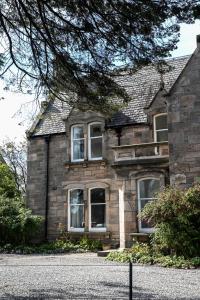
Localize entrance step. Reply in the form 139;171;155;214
97;249;117;257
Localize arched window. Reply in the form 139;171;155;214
138;178;160;232
71;125;85;162
68;189;84;231
154;113;168;142
88;123;103;160
89;188;106;231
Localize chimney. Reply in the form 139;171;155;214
41;101;48;110
196;35;200;49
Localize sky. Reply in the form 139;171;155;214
0;21;200;143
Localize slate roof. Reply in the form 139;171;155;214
29;55;190;137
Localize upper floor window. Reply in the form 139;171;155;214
71;125;85;162
89;188;106;231
154;114;168;142
68;189;84;231
88;123;103;160
138;178;160;232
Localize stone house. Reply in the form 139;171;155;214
26;37;200;247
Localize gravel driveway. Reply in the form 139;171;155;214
0;253;199;299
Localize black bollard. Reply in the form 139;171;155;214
129;260;132;300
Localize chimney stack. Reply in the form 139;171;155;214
196;35;200;49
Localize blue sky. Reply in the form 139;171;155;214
0;20;199;143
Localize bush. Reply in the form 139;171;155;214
0;237;102;254
0;163;19;198
107;243;200;269
0;195;43;244
79;236;102;251
140;185;200;258
107;243;152;264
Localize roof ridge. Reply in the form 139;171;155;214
165;54;191;62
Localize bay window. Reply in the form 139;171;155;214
71;125;85;162
68;189;84;231
89;188;106;231
138;178;160;232
154;114;168;142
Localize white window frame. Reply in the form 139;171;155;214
137;178;160;233
71;124;85;162
68;189;85;232
89;187;106;232
154;113;168;142
88;122;103;161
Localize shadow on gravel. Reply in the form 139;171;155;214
1;284;193;300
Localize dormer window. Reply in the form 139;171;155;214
154;114;168;142
71;125;85;162
88;123;103;160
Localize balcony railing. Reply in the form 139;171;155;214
112;141;169;162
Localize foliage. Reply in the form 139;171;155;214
107;243;152;264
0;140;27;195
0;237;102;254
79;236;102;251
107;243;200;269
0;1;198;111
0;195;43;244
140;185;200;258
0;163;19;198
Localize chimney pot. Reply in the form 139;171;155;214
197;35;200;48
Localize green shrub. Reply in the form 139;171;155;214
79;236;102;251
0;163;19;198
140;185;200;258
0;195;43;244
107;243;200;269
0;238;102;255
107;243;152;264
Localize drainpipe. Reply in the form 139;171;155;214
44;135;50;240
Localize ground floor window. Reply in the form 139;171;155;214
68;186;107;232
89;188;106;231
138;178;160;232
68;189;84;231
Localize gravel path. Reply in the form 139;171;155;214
0;253;199;299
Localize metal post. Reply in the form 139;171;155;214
129;260;132;300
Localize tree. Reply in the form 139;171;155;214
0;162;19;198
0;140;27;194
0;1;199;112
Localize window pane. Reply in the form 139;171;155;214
157;130;168;142
73;140;84;160
91;188;105;204
156;115;167;130
73;126;84;139
91;138;102;158
90;124;102;137
91;204;105;228
70;205;84;228
139;179;160;198
70;189;83;205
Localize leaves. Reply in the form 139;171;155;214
140;185;200;257
0;195;43;244
0;0;199;111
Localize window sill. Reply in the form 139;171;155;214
66;230;111;239
89;228;107;232
65;159;107;168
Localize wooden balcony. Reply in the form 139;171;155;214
112;141;169;165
